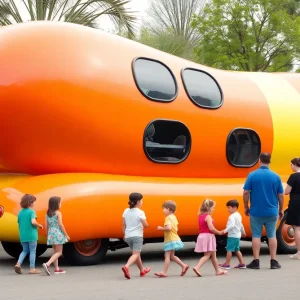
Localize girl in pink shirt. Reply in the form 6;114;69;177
193;199;227;277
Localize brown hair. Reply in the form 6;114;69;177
260;152;271;164
291;157;300;167
128;192;143;209
198;199;215;215
20;194;36;208
47;196;61;217
162;200;176;213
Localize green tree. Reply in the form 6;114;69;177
136;0;208;61
0;0;136;36
285;0;300;15
192;0;300;72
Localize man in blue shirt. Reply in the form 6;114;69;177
243;152;284;270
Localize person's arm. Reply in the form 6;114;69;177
157;216;172;231
140;211;148;228
206;215;221;235
285;185;292;195
277;177;284;219
31;210;43;229
31;218;43;229
45;215;48;234
285;175;294;195
57;212;70;240
243;190;250;216
243;174;252;216
278;193;284;219
223;216;235;233
122;217;126;234
157;224;171;231
241;224;246;236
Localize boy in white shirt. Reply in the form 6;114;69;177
219;199;246;270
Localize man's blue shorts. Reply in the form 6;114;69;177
226;237;240;252
250;215;278;238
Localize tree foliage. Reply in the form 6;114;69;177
138;28;196;60
136;0;208;61
144;0;208;45
192;0;300;72
0;0;136;36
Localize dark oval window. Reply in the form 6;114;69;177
226;129;261;167
133;58;177;102
182;68;223;108
144;120;191;164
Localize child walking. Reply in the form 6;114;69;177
42;196;70;275
15;194;43;275
193;199;227;277
121;192;150;279
154;200;189;278
219;199;246;269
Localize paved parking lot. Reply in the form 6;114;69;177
1;241;299;300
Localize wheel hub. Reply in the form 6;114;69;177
282;223;295;246
74;239;102;257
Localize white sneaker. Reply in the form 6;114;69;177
289;253;300;260
42;263;51;275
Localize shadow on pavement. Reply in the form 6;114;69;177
0;241;271;268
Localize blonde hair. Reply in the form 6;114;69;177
198;198;215;215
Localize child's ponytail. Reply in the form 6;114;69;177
198;198;216;215
128;192;143;209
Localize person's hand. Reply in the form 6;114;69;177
220;230;225;235
244;207;250;216
39;224;43;229
157;226;164;231
242;234;246;238
66;235;70;241
279;210;284;220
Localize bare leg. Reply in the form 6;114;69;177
170;251;188;272
162;251;171;274
46;244;62;267
53;245;59;270
211;251;224;275
225;251;232;265
235;251;245;264
252;238;261;260
125;251;140;269
268;238;277;260
294;226;300;252
194;252;211;271
135;255;144;272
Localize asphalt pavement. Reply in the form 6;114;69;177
1;241;299;300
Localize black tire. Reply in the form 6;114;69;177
63;238;109;266
1;241;48;258
276;212;297;254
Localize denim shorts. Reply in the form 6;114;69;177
125;237;143;252
226;237;240;252
250;215;278;238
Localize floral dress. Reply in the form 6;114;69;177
47;214;67;245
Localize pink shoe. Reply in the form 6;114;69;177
54;269;66;274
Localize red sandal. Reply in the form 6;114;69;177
121;266;130;279
140;267;151;277
181;265;189;276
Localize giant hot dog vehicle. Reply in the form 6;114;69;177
0;22;298;265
